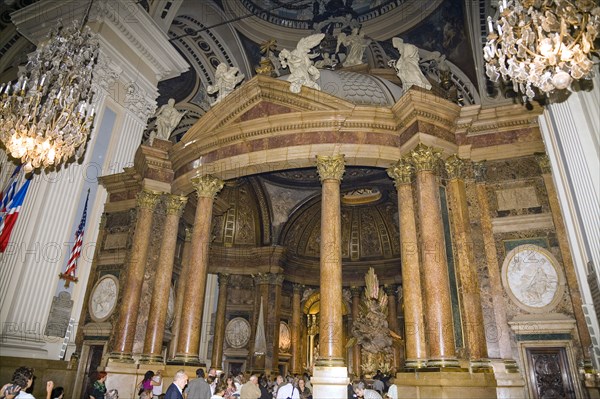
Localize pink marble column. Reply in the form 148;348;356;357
168;227;192;360
316;154;346;366
291;284;303;374
141;194;188;363
350;287;362;377
444;156;489;368
110;190;160;361
387;158;428;368
385;285;403;370
411;144;457;367
174;175;223;364
211;273;230;370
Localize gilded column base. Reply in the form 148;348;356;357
404;359;428;369
470;359;494;373
169;354;202;366
107;352;135;363
139;354;164;364
315;357;346;367
427;358;460;368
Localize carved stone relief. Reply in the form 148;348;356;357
225;317;251;348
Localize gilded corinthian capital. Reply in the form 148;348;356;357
165;194;188;216
410;143;441;173
444;155;466;180
387;157;413;187
137;190;161;209
191;175;224;199
316;154;345;181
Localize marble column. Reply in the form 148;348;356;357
444;156;489;368
350;287;362;377
141;194;188;363
168;227;192;360
312;154;347;399
291;284;303;374
110;190;160;361
211;273;230;370
316;154;346;365
174;175;223;364
387;157;428;368
410;144;457;367
536;154;593;358
474;163;515;366
270;274;284;372
385;285;403;370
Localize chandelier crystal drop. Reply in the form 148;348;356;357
0;20;99;173
483;0;600;100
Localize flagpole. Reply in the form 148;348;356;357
59;188;90;287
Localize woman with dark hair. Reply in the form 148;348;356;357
50;386;64;399
138;371;155;397
88;371;107;399
0;367;54;399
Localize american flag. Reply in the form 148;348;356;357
62;189;90;281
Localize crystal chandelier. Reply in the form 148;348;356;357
483;0;600;100
0;9;99;173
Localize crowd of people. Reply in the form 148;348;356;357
0;366;397;399
160;368;314;399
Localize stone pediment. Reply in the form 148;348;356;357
180;74;356;143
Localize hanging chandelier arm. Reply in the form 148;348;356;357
80;0;95;31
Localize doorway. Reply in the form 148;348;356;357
525;346;576;399
80;344;105;398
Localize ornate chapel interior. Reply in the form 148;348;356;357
0;1;598;398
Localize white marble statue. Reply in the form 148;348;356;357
279;33;325;93
390;37;432;90
207;63;245;106
150;98;187;143
336;27;370;67
315;52;335;69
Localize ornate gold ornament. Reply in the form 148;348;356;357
164;194;188;215
136;190;161;209
387;157;414;186
410;143;441;172
191;174;224;199
316;154;346;181
444;154;466;180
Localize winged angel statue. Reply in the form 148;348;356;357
279;33;325;93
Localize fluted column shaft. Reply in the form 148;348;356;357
445;156;488;363
175;175;223;363
316;154;345;365
387;158;428;368
142;195;188;362
411;144;456;365
168;227;193;359
537;154;592;357
350;287;362;376
291;284;303;374
112;190;160;360
211;274;230;369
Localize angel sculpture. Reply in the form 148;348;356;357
390;37;431;90
279;33;325;93
207;63;245;106
336;27;370;67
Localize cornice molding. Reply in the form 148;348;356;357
11;0;188;82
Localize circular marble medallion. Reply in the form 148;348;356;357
501;245;565;313
89;275;119;322
225;317;251;348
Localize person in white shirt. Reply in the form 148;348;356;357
386;377;398;399
152;370;163;399
275;377;299;399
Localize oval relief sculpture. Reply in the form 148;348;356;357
225;317;251;348
279;321;291;352
501;245;565;313
89;275;119;322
